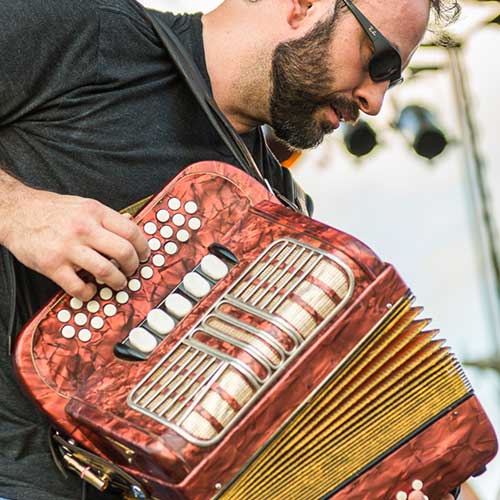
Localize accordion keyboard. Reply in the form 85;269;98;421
53;196;204;346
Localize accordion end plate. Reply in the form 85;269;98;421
328;394;497;500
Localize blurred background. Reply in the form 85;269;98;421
142;1;500;497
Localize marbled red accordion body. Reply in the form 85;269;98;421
14;162;497;500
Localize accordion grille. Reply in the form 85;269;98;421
216;295;472;500
128;239;354;445
230;240;350;338
129;344;253;440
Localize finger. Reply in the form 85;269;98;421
91;227;140;277
408;492;427;500
73;246;127;291
52;266;97;302
101;209;150;262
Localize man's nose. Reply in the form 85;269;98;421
353;78;390;116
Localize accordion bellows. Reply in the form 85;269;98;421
14;162;497;500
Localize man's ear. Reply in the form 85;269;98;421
286;0;315;29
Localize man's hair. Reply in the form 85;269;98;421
429;0;461;27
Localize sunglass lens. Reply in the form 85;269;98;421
369;49;402;84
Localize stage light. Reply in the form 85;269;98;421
342;120;377;157
396;105;448;160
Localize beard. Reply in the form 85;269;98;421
270;10;359;150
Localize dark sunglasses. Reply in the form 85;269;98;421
342;0;403;88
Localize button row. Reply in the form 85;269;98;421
61;325;92;343
59;314;108;343
152;199;198;225
147;221;200;248
118;252;232;358
160;197;198;214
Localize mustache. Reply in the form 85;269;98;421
327;94;360;123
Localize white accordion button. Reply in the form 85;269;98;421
129;327;157;353
140;266;154;280
396;492;407;500
160;225;173;239
183;272;211;298
148;238;161;251
116;291;129;304
99;287;113;301
144;222;157;235
172;213;185;227
412;480;423;491
70;297;83;310
176;229;190;242
86;300;100;314
156;209;169;223
57;309;71;323
188;217;201;230
103;304;117;317
152;254;165;267
90;316;104;330
74;313;87;326
164;293;192;318
128;279;141;292
184;201;198;214
168;198;181;210
147;309;175;336
61;325;76;339
164;242;178;255
78;329;92;343
201;254;229;280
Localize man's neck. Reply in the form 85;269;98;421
201;2;274;134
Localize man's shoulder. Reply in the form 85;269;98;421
0;0;98;26
92;0;193;28
91;0;148;21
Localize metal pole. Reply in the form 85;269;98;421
448;43;500;355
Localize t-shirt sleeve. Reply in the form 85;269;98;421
0;0;100;126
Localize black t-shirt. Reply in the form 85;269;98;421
0;0;286;498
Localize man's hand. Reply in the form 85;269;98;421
409;492;455;500
1;181;150;301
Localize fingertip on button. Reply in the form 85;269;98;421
116;280;128;291
81;283;97;302
140;251;151;263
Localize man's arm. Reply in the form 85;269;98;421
0;168;150;301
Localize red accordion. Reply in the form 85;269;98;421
14;161;497;500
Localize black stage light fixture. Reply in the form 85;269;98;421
396;105;448;159
342;120;377;157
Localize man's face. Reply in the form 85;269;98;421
269;10;359;150
269;0;429;150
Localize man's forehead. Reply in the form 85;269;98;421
357;0;431;54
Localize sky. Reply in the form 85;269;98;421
141;1;500;498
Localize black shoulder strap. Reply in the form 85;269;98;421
146;12;265;183
145;10;312;216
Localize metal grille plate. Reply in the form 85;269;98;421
128;238;355;446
